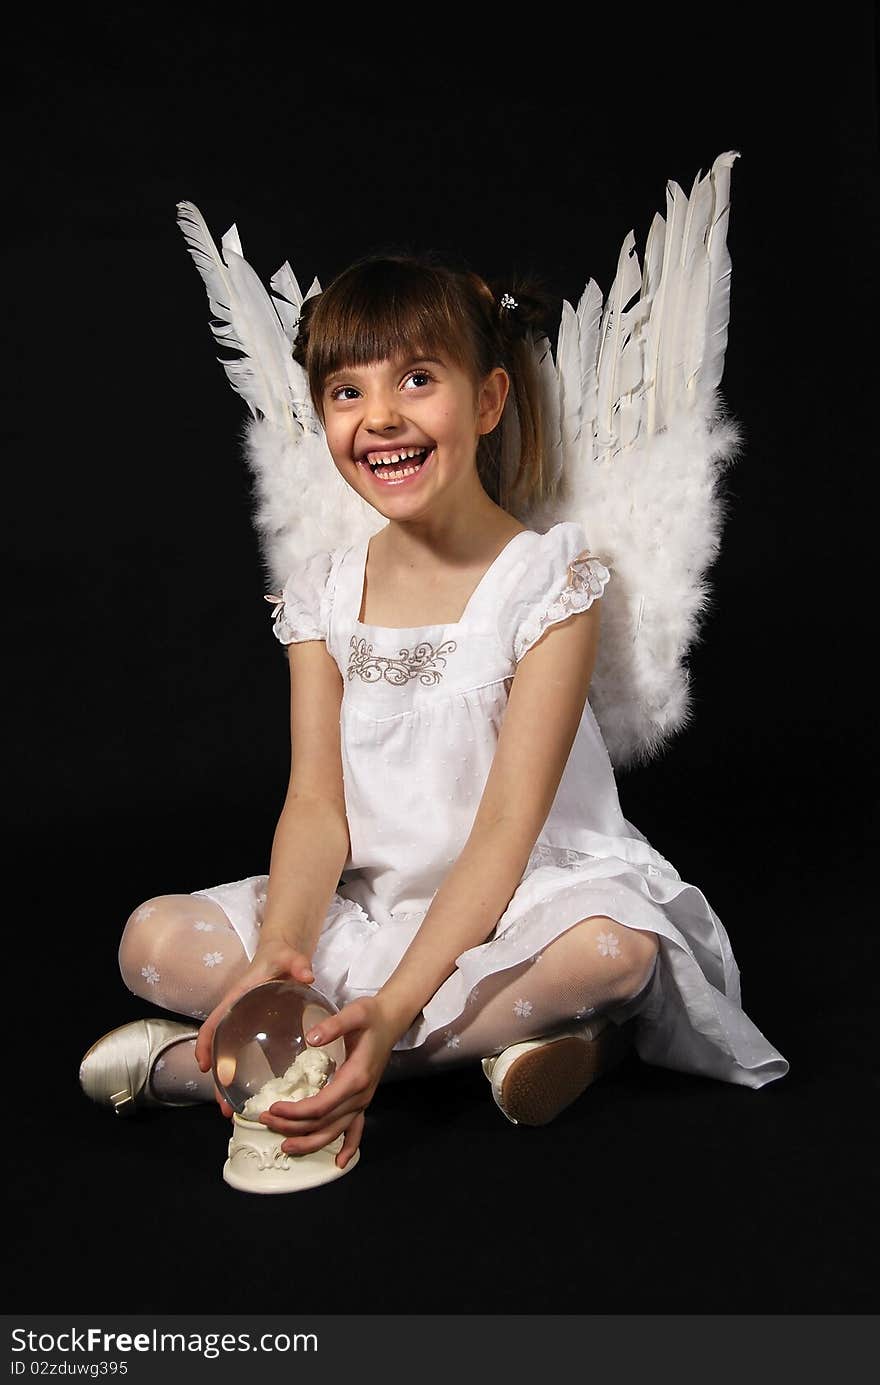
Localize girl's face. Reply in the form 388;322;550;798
320;350;508;517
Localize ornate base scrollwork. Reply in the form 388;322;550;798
222;1113;359;1194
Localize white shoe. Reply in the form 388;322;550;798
79;1019;201;1116
481;1014;635;1126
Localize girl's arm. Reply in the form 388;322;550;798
377;601;602;1040
259;795;350;955
259;640;351;956
194;640;350;1078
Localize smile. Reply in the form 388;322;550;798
357;446;436;487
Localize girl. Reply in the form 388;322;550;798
79;253;789;1169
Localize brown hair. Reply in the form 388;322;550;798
291;252;557;516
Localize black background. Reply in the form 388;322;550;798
6;7;878;1315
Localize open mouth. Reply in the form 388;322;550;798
357;446;435;486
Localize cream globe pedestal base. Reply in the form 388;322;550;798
223;1113;360;1193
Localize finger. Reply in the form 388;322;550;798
259;1089;365;1135
290;959;315;984
214;1085;234;1119
195;998;239;1071
335;1111;365;1170
194;1019;215;1073
279;1110;360;1157
196;1006;234;1072
304;1002;366;1050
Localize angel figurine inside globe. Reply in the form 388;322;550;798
212;979;359;1193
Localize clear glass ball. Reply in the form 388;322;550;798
211;979;346;1119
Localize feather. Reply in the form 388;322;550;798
699;151;740;404
595;232;629;445
556;298;584;457
178;202;385;582
245;416;383;591
268;261;306;339
526;151;744;768
176;203;293;433
576;278;604;430
577;409;742;769
642;181;679;435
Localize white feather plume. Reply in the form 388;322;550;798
511;150;743;768
246;416;384;591
176;203;294;433
176;204;385;588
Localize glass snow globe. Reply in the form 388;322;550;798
212;979;359;1193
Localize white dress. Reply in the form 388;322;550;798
193;522;788;1089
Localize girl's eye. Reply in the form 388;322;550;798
328;369;434;402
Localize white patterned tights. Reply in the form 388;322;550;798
117;893;659;1102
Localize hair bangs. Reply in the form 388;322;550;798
305;259;476;407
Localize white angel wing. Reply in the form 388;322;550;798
177;203;384;589
513;151;743;770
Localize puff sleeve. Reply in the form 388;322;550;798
263;549;335;646
503;523;611;663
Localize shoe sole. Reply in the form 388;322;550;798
498;1021;635;1126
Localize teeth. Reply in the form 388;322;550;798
364;446;430;468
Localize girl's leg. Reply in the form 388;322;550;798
115;900;658;1095
382;914;659;1082
117;894;251;1101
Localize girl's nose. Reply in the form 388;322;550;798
362;389;404;432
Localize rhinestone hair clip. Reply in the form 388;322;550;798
499;293;518;311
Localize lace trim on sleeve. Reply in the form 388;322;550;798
514;549;611;662
263;551;334;646
263;592;325;645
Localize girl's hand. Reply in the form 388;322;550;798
194;938;317;1112
257;996;399;1170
